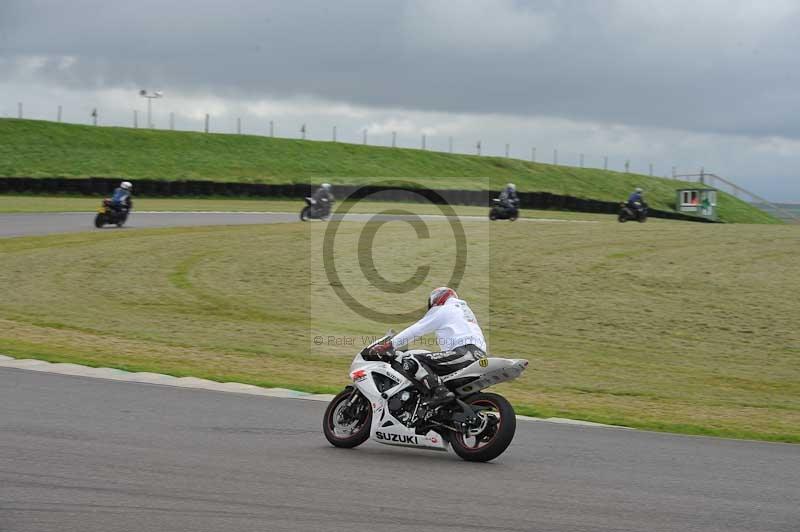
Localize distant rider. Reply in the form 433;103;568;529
312;183;334;214
627;187;646;211
498;183;520;210
370;287;487;407
111;181;133;213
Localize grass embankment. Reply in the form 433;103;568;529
0;118;777;224
1;220;798;442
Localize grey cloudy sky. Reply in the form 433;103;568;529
1;0;799;200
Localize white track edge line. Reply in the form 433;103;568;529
0;355;626;429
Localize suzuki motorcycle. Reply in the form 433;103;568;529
618;201;648;223
300;197;332;221
323;333;529;462
489;198;519;221
94;199;130;228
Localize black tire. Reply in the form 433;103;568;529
489;209;498;221
638;216;647;223
617;213;627;223
94;214;105;228
450;392;516;462
509;212;518;221
323;388;372;449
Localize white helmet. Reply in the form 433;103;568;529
428;287;458;309
507;183;516;190
322;183;331;190
635;187;643;193
121;181;133;191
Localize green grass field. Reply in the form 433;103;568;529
1;218;797;442
0;119;777;224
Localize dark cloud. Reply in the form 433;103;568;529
2;0;800;139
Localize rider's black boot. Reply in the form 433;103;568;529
421;375;454;406
428;385;455;406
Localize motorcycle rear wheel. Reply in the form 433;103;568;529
323;388;372;449
450;392;516;462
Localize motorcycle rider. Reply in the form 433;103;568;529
110;181;133;214
498;183;520;210
370;287;487;407
627;187;646;213
311;183;334;215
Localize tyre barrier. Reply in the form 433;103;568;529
0;177;715;222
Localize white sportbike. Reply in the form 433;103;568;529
323;333;529;462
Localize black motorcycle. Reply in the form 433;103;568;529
94;198;131;228
618;202;648;223
300;197;332;221
489;198;519;221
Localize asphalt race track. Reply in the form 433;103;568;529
0;212;298;237
0;210;592;238
1;368;798;532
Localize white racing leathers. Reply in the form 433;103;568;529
391;298;487;385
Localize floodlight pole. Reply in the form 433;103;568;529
139;90;163;128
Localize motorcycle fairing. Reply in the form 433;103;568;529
442;358;529;396
349;355;449;451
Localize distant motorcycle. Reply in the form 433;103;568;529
618;202;648;223
323;332;529;462
94;199;130;228
300;197;332;221
489;198;519;221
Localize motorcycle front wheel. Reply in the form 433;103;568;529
450;392;516;462
617;213;628;223
323;388;372;449
300;206;311;221
489;209;498;221
94;214;105;228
